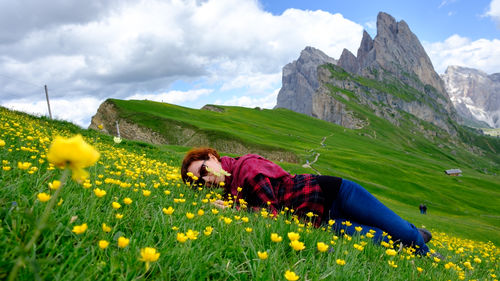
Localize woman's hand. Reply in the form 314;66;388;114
212;199;229;209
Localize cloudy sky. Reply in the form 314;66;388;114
1;0;499;127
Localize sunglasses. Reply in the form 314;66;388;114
199;160;208;178
193;160;208;186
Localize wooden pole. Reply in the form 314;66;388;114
44;85;52;119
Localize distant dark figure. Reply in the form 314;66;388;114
419;204;424;214
422;204;427;215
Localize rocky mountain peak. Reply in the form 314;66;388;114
275;46;337;115
339;12;447;96
442;65;500;128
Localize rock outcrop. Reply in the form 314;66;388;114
442;65;500;128
275;46;337;116
276;12;459;134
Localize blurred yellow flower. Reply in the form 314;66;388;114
0;139;5;146
72;223;88;235
37;192;51;202
284;270;299;281
336;259;346;266
257;251;268;260
139;247;160;270
99;240;109;249
317;242;329;252
186;212;195;219
186;229;199;240
94;188;106;198
386;249;397;256
271;233;283;242
473;257;481;263
118;236;130;248
290;240;305;251
204;226;213;236
46;135;100;182
18;162;32;170
355;226;363;232
48;180;61;190
123;198;132;205
115;213;123;219
112;202;121;209
224;217;232;224
197;209;204;216
97;124;104;130
163;207;174;215
417;267;423;272
177;233;188;243
102;223;112;233
142;190;151;197
288;232;300;241
388;260;398;268
211;209;219;215
245;227;253;233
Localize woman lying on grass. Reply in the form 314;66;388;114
181;147;432;255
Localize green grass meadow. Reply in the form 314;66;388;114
1;103;499;280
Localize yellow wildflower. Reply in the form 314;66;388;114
177;233;188;243
355;226;363;232
139;247;160;270
257;251;268;260
48;180;61;190
163;207;174;215
102;223;112;232
37;192;51;202
386;249;397;256
388;260;398;268
115;213;123;219
99;240;109;249
224;217;232;224
112;202;121;209
317;242;329;252
197;209;204;216
288;232;300;241
289;240;305;251
271;233;283;242
118;236;130;248
72;223;88;235
93;188;107;198
186;212;195;219
204;226;213;236
245;227;253;233
336;259;346;266
123;198;132;205
142;190;151;196
284;270;299;281
186;229;199;240
0;139;5;146
46;135;100;182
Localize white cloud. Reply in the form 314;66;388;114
125;89;213;104
216;88;279;109
0;0;365;126
1;96;103;127
424;34;500;74
486;0;500;27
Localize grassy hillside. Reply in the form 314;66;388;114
107;98;500;245
1;106;499;280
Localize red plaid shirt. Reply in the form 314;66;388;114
231;174;326;225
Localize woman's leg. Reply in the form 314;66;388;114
330;218;390;244
329;179;429;254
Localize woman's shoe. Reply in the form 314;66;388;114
418;228;432;243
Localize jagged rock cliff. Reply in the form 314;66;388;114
441;65;500;128
275;12;459;134
275;47;337;117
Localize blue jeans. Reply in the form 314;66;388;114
328;179;429;255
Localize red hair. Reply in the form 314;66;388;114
181;147;220;184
